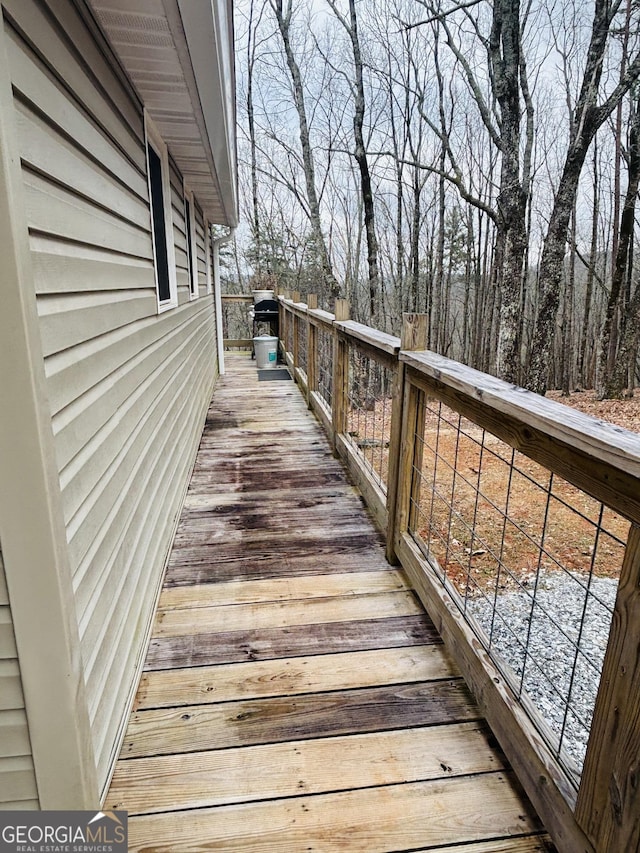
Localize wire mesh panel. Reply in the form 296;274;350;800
408;397;627;784
283;306;294;359
296;316;308;375
315;325;333;411
345;349;395;493
222;299;252;347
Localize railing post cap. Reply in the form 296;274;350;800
334;299;350;322
401;313;428;351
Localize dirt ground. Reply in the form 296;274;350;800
545;389;640;433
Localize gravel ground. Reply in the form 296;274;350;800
466;570;618;771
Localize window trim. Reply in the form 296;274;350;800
184;185;198;300
145;112;178;313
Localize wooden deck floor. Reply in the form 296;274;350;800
106;355;553;852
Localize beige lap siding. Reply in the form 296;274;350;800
4;0;219;796
0;548;39;810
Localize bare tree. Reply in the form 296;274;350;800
410;0;534;382
598;90;640;397
268;0;340;299
327;0;381;321
527;0;640;393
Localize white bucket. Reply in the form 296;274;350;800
252;289;275;304
253;335;279;369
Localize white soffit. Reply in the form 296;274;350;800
88;0;238;226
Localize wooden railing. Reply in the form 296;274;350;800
276;293;640;853
221;294;254;349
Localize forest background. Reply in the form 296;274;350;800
226;0;640;399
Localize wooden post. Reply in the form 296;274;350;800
292;290;301;303
277;296;285;363
281;297;291;362
306;295;318;407
575;523;640;851
280;293;290;361
386;314;428;563
331;300;350;450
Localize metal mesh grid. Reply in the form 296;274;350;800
297;316;308;375
284;309;294;358
222;301;252;347
408;397;627;782
316;326;333;410
345;349;394;493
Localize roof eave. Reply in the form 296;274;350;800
87;0;238;226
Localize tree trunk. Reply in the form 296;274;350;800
527;0;640;393
605;280;640;396
492;0;528;383
561;202;577;395
270;0;339;301
600;93;640;398
328;0;379;320
348;0;379;322
579;145;600;387
411;167;421;312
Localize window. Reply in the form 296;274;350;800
145;114;177;311
184;188;198;299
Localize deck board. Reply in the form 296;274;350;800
136;645;457;709
106;355;552;851
109;722;506;814
144;613;440;670
120;680;482;758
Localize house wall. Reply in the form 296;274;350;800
0;547;39;810
2;0;219;798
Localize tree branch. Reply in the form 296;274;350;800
398;0;484;30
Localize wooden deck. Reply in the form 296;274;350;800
106;355;553;852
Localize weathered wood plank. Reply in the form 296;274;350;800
137;645;456;709
171;517;377;547
181;483;355;510
121;680;480;758
109;722;504;814
169;531;390;579
221;294;253;303
157;570;408;610
164;548;393;586
333;319;400;357
144;614;440;670
127;772;542;852
184;469;346;493
153;591;422;638
175;491;367;526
